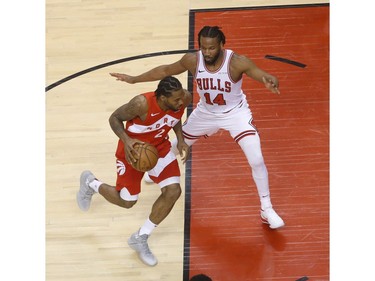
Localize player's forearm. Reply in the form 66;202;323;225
249;68;270;83
133;65;170;83
172;121;185;142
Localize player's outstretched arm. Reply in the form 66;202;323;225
235;54;280;94
110;53;196;84
110;59;186;85
110;64;174;84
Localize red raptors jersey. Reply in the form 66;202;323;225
115;91;185;159
195;49;246;113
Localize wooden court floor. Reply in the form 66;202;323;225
46;1;329;281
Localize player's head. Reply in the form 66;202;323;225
155;76;182;98
155;76;184;111
198;26;226;65
189;274;213;281
198;26;226;46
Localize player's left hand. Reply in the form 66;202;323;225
262;76;280;95
178;141;190;164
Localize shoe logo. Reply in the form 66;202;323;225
198;70;205;73
116;160;126;175
151;113;160;117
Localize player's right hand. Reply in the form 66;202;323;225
124;139;144;164
110;73;136;84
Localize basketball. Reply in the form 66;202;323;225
132;143;159;172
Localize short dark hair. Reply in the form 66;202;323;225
189;274;213;281
198;26;226;47
155;76;182;98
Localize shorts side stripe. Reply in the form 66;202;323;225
234;130;256;143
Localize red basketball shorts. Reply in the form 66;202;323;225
115;150;180;200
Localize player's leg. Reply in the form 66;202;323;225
235;134;271;206
128;185;181;267
77;159;142;211
236;134;284;229
129;150;182;266
113;158;158;248
98;184;137;208
150;184;181;223
227;108;284;229
147;153;182;225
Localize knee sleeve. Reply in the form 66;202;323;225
238;134;266;171
238;135;270;199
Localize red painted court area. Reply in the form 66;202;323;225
187;4;329;281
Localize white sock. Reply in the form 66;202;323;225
139;218;157;236
88;179;102;193
260;194;272;210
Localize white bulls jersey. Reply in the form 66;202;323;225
195;49;246;113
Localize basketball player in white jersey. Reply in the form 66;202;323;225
110;25;285;229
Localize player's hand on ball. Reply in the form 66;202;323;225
125;139;144;164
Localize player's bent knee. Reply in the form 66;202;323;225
237;136;265;168
120;200;137;209
119;187;139;208
161;184;182;201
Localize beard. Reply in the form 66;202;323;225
204;52;221;66
165;101;182;112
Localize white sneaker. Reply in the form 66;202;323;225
261;208;285;229
128;230;158;266
143;172;154;183
77;170;96;211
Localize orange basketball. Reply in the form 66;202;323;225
132;143;159;172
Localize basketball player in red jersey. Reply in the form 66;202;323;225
77;76;192;266
110;26;285;229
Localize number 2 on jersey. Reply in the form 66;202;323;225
155;128;165;138
203;93;226;105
